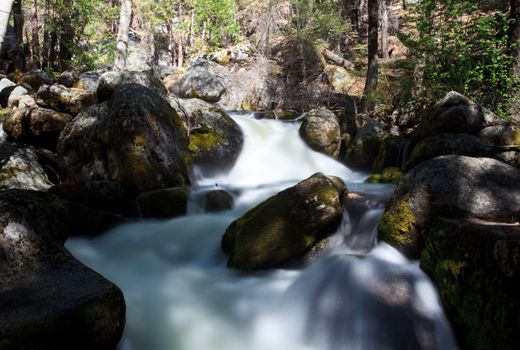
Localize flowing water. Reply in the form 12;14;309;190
66;113;457;350
0;122;6;144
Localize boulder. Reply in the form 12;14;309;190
97;70;169;102
171;97;243;174
406;133;489;170
58;71;80;88
17;94;37;109
0;189;125;350
3;107;72;150
136;187;189;219
222;173;347;269
73;71;101;91
0;79;16;108
180;58;229;102
299;108;341;158
378;155;520;258
36;84;98;115
163;73;183;95
479;124;520;146
0;78;16;95
411;91;487;145
57;84;192;195
7;86;28;107
203;190;233;213
324;65;355;94
18;70;53;91
420;217;520;350
345;121;388;169
0;143;51;191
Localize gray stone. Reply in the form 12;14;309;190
7;86;28;107
0;143;51;191
36;84;98;116
180;58;229;102
97;70;168;102
299;107;341;158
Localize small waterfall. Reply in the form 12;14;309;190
398;139;412;170
0;123;6;144
66;113;456;350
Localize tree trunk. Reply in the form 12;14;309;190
381;0;389;60
12;0;24;71
30;0;40;68
114;0;132;71
509;0;520;123
0;0;15;54
361;0;379;113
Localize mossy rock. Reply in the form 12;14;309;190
365;167;403;184
378;200;419;258
274;110;299;120
421;218;520;350
222;173;347;269
188;131;226;154
136;187;189;219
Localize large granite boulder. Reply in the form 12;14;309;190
299;108;341;158
421;218;520;350
57;84;192;195
18;70;53;91
0;143;51;191
179;58;229;102
345;121;388;169
378;155;520;258
73;71;101;92
36;84;97;116
3;107;72;150
97;70;168;102
170;97;243;175
0;189;125;350
222;173;347;269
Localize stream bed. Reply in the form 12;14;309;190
66;113;457;350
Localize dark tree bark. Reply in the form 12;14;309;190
12;0;25;70
381;0;389;60
361;0;379;112
30;0;40;68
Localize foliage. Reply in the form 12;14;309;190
191;0;240;48
404;0;516;116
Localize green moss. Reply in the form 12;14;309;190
0;108;13;123
378;200;416;248
365;174;382;183
381;167;403;183
188;131;226;153
274;110;299;120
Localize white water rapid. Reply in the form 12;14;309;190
0;122;6;144
66;113;457;350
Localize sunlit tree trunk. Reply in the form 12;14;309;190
381;0;389;60
114;0;132;71
30;0;40;68
12;0;25;70
361;0;379;112
0;0;15;52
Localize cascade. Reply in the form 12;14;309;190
66;112;456;350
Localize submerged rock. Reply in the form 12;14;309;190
378;155;520;258
171;97;243;175
203;189;233;213
0;143;51;191
3;107;72;150
222;173;347;269
57;84;192;195
0;189;125;350
421;217;520;350
36;84;97;115
299;108;341;158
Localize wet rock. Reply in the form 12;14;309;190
345;121;388;169
97;70;168;102
365;167;403;184
421;217;520;350
0;189;125;350
136;187;189;219
58;84;192;194
18;70;53;91
411;91;486;145
203;190;233;212
58;70;80;88
222;173;347;269
406;133;488;170
0;143;51;191
171;97;243;175
180;58;229;102
36;84;98;116
3;107;72;150
372;136;410;172
299;108;341;158
378;155;520;258
253;111;277;120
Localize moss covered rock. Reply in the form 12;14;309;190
372;136;410;173
421;218;520;350
136;187;189;219
379;155;520;258
57;84;193;195
366;167;403;184
222;173;347;269
171;97;243;175
406;133;488;170
299;107;341;158
203;189;233;213
97;70;168;102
